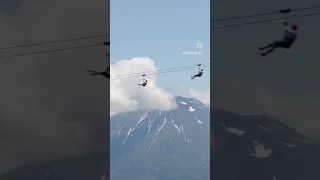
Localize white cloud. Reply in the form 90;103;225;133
110;57;177;116
188;88;210;105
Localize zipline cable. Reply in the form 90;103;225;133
4;9;318;58
111;64;210;80
212;11;320;30
0;6;319;56
0;34;109;50
113;63;210;77
0;43;104;59
211;5;320;22
1;10;319;58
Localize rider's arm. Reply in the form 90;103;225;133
283;22;292;33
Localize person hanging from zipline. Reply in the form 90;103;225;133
87;66;110;79
138;78;148;87
258;22;298;57
87;41;110;79
191;65;204;79
138;75;148;87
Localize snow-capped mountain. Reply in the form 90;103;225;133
110;96;210;180
212;108;320;180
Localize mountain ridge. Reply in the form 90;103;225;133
110;95;210;180
1;96;319;180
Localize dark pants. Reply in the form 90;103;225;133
273;40;292;49
260;39;293;56
191;73;202;79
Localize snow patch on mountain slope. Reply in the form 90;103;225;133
221;124;245;136
249;141;272;158
195;117;202;124
258;125;272;133
188;106;195;112
180;101;187;105
280;141;297;148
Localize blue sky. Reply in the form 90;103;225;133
110;0;210;92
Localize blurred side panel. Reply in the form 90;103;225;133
211;0;320;180
0;0;110;179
